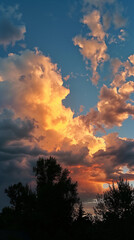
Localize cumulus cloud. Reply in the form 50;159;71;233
73;10;109;84
0;49;107;197
74;36;109;84
83;0;126;31
0;109;35;146
74;0;127;85
93;133;134;181
80;80;134;130
98;84;134;127
0;107;48;209
111;55;134;87
0;49;107;155
0;48;134;207
0;1;133;211
0;5;26;48
83;10;106;41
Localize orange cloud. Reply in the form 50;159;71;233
0;49;134;206
83;10;105;41
73;36;108;85
0;49;110;203
79;105;84;113
111;54;134;87
64;74;70;81
73;10;109;84
0;49;106;154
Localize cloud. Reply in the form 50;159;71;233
73;10;109;84
0;48;113;207
118;29;126;41
79;53;134;131
80;80;134;130
82;10;106;41
64;74;70;81
103;11;112;30
111;55;134;87
93;133;134;181
52;146;90;167
0;47;134;207
0;109;35;146
0;5;22;20
74;0;127;85
0;1;133;212
0;107;48;210
0;49;105;181
83;0;126;31
79;105;85;113
0;19;26;48
98;84;134;127
0;5;26;48
113;11;126;29
0;49;106;155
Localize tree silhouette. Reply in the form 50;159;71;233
3;157;134;240
33;157;80;239
5;182;36;214
93;178;134;240
4;182;36;231
3;157;80;239
94;178;134;222
33;157;79;216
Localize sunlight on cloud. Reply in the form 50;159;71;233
0;49;106;156
73;10;109;85
0;0;134;207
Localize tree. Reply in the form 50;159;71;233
32;157;80;239
33;157;79;224
5;182;36;231
5;182;36;214
94;177;134;222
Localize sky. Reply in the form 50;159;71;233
0;0;134;212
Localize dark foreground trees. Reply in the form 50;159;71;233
94;178;134;222
94;178;134;240
1;157;134;240
0;157;81;239
33;157;80;239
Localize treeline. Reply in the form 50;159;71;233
0;157;134;240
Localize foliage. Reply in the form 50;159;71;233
1;159;134;240
33;157;79;225
3;157;80;239
94;177;134;222
5;182;36;214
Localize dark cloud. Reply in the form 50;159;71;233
93;134;134;181
0;108;48;195
52;146;90;167
0;19;26;48
0;110;48;210
0;109;35;146
0;5;26;48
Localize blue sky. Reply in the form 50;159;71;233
0;0;134;211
